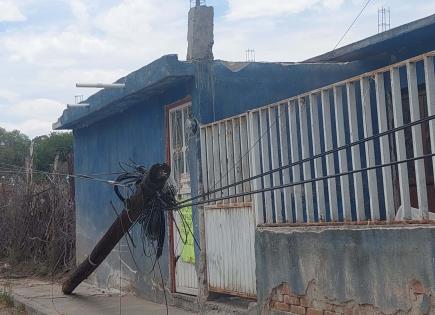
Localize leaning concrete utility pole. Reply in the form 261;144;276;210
62;163;171;295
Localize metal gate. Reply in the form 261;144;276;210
200;114;257;297
169;101;198;295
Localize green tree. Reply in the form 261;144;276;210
0;127;31;168
33;132;73;172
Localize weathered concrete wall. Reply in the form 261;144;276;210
73;81;192;301
187;6;214;61
256;225;435;315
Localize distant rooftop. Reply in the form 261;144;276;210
306;13;435;63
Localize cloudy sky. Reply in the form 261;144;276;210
0;0;434;138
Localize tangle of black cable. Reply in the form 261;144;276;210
110;161;199;315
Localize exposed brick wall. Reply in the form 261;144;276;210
269;283;343;315
267;281;433;315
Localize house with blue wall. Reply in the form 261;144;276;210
54;5;435;314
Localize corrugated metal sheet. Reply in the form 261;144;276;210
174;211;198;295
204;205;256;297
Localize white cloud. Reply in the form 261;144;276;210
0;119;55;138
0;98;64;137
0;0;190;136
0;1;26;22
0;0;433;138
226;0;345;20
2;98;63;119
0;90;19;102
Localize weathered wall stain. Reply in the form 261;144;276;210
265;280;433;315
256;226;435;315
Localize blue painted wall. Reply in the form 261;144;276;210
67;24;435;297
73;81;191;300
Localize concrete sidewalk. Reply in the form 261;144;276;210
0;278;196;315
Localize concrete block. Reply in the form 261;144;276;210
284;294;300;306
300;297;310;307
306;308;324;315
275;302;291;312
291;305;307;315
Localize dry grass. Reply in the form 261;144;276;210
0;173;75;277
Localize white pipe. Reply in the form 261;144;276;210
76;83;125;89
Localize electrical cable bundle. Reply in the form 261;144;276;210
113;162;178;262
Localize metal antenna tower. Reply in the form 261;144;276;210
190;0;205;7
378;6;390;33
245;49;256;62
74;95;84;104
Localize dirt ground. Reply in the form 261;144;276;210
0;305;27;315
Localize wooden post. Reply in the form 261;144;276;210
62;163;171;295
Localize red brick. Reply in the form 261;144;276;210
284;294;300;305
274;302;291;312
332;305;344;314
307;308;324;315
300;296;310;307
272;293;284;302
344;309;354;315
291;305;307;315
281;284;291;295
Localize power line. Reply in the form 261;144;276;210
174;152;435;211
179;107;435;209
191;77;375;208
333;0;373;51
0;161;121;177
0;164;126;187
201;106;281;203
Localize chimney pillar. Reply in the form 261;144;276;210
187;6;214;62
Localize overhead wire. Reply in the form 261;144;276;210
179;77;375;209
176;113;435;207
333;0;373;51
0;163;127;187
171;152;435;211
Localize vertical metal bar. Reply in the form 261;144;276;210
278;103;294;222
391;67;412;219
205;126;215;200
219;122;228;203
200;127;208;197
226;120;236;203
375;73;395;221
248;111;264;224
309;94;326;222
240;115;251;201
212;124;222;200
407;62;429;219
346;82;366;221
360;77;380;220
424;56;435;189
268;106;283;222
169;111;175;181
232;118;243;202
333;86;352;221
299;97;314;222
181;108;187;174
259;109;273;223
288;100;303;222
321;90;339;221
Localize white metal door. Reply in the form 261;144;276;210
204;205;256;297
169;102;198;295
200;115;257;297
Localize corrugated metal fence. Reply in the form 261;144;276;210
201;51;435;226
200;115;256;297
198;51;435;297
